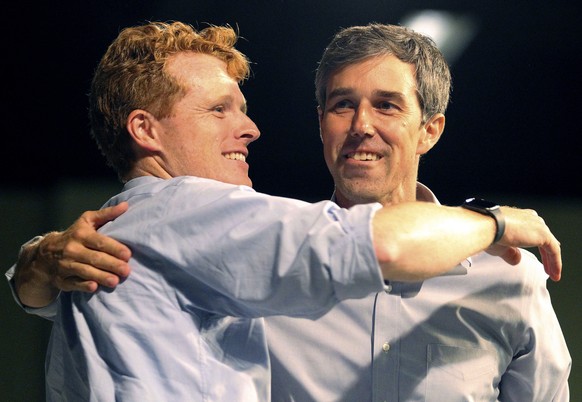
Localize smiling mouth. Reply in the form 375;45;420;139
345;152;382;161
223;152;246;162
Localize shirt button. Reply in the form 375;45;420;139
382;342;390;353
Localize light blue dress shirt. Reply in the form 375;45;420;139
7;181;570;401
265;184;571;401
21;176;384;401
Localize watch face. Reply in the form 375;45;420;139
464;198;499;210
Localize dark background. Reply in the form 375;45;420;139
2;1;580;400
4;0;581;203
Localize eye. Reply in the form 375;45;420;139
376;101;396;111
213;105;225;113
330;99;354;113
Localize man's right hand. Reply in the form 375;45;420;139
14;202;131;307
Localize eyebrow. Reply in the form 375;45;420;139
326;87;353;100
373;90;407;103
327;87;407;103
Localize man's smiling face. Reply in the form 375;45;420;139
319;54;433;207
156;52;261;187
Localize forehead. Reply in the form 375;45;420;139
166;52;238;90
166;51;245;103
326;54;417;97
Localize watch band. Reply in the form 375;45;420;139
462;198;505;244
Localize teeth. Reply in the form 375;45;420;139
348;152;380;161
224;152;246;162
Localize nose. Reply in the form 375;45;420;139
238;114;261;143
350;106;376;137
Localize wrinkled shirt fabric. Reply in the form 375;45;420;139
8;175;384;401
266;183;571;402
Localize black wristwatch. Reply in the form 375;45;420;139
462;198;505;244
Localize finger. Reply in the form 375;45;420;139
539;250;556;281
539;245;562;282
60;238;131;276
80;232;132;263
87;250;131;277
499;247;522;266
57;273;120;291
58;259;127;286
55;277;100;293
485;244;522;265
82;202;129;230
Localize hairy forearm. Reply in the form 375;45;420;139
373;202;495;281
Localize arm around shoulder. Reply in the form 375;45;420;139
372;201;563;282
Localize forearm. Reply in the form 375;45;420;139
373;202;497;281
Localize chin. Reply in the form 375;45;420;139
342;182;383;203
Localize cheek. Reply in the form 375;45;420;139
319;136;338;170
378;122;418;150
321;132;342;162
321;118;343;143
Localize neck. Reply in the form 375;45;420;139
125;157;173;182
334;182;419;209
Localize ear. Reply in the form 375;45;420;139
417;113;445;155
126;109;163;152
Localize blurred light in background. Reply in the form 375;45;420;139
400;10;479;65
